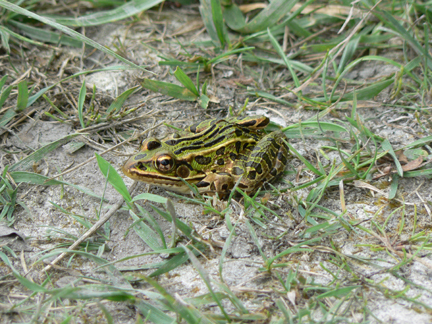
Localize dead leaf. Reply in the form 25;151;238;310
353;180;388;199
171;20;204;37
402;156;423;171
396;151;409;164
239;3;266;13
239;3;362;18
372;165;392;180
208;95;220;103
220;77;254;89
292;4;362;17
287;290;296;308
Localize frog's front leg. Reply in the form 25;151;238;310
195;172;235;196
237;131;289;192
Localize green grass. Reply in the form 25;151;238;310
1;0;432;322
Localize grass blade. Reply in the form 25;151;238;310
199;0;219;44
0;74;7;89
141;275;212;323
198;94;210;109
95;153;131;202
316;285;361;299
9;171;102;199
149;251;189;278
231;0;298;34
0;24;10;52
267;28;300;88
78;81;86;129
337;35;360;76
8;20;82;47
46;0;164;27
174;67;198;96
211;0;227;47
0;84;12;112
382;139;403;177
182;245;230;321
136;203;167;250
135;300;175;324
129;210;164;251
285;140;323;176
105;85;139;115
267;237;319;266
388;174;399;200
219;221;237;282
151;205;196;241
246;220;267;263
402;135;432;149
249;90;293;106
329;78;394;102
140;79;198;101
330;55;419;102
13;272;48;293
9;133;82;171
284;121;347;133
223;4;245;31
16;80;28;112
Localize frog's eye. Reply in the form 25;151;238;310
141;138;161;151
155;154;175;173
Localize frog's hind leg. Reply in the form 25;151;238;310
239;131;289;193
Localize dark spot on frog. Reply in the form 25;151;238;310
235;141;242;153
216;158;224;166
195;155;212;165
247;170;257;180
216;147;225;155
136;162;147;170
196;181;210;187
134;153;147;160
146;140;162;150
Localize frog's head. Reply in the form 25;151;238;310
122;138;202;193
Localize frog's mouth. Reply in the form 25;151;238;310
122;158;205;194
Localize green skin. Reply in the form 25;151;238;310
122;116;289;196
